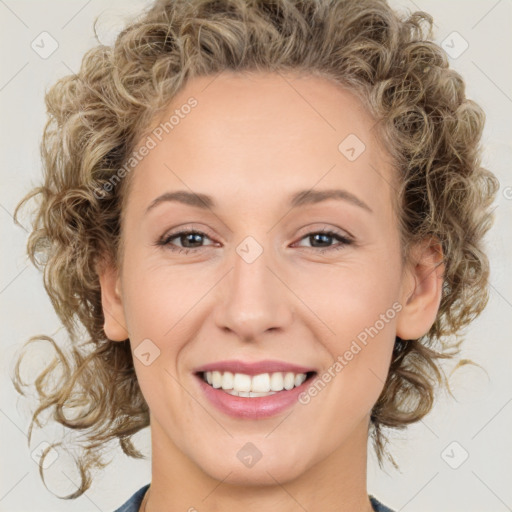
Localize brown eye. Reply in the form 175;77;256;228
157;229;215;254
294;230;353;252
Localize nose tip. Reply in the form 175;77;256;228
213;244;293;342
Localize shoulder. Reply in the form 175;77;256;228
369;495;395;512
113;483;150;512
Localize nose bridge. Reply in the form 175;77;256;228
214;234;292;340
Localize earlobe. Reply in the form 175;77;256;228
97;260;129;342
396;238;445;341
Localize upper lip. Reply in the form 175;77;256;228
194;359;316;376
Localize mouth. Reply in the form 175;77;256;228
196;370;317;397
193;359;318;418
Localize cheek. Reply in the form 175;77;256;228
300;253;401;396
297;252;402;341
120;248;201;336
120;252;222;375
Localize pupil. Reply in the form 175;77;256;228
313;233;331;247
184;233;202;247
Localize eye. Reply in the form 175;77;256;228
155;227;353;255
293;228;353;253
156;229;216;254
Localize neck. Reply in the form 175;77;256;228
146;414;374;512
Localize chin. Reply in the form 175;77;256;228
196;447;312;487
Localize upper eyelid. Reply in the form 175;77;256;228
162;221;352;239
160;226;216;243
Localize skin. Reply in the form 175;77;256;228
99;71;444;512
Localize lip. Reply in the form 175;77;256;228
193;359;316;376
195;373;315;419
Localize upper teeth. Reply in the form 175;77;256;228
204;371;307;393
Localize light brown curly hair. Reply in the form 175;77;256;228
12;0;498;499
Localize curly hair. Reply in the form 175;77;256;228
12;0;498;499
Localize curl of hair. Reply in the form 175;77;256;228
12;0;498;497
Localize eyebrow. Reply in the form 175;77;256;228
144;188;373;214
289;189;372;213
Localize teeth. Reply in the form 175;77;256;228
294;373;307;387
270;372;284;391
233;373;252;392
224;389;277;397
211;371;222;388
251;373;270;392
284;372;295;390
203;371;309;395
221;371;234;390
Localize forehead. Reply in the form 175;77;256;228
125;71;395;219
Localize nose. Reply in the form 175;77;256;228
213;237;294;343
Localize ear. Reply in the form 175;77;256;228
97;259;129;341
396;237;445;340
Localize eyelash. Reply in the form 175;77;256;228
155;228;353;255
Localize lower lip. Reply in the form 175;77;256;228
195;373;315;419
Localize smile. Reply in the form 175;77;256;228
193;360;318;419
200;370;313;397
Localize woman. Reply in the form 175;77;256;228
13;0;498;511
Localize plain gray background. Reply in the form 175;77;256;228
1;0;511;511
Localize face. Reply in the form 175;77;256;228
100;71;442;487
